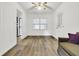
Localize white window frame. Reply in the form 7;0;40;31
33;18;47;30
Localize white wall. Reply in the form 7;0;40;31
26;12;55;36
53;2;79;39
0;2;17;55
0;2;27;55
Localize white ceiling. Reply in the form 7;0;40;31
18;2;62;13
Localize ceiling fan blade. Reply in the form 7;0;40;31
44;2;47;5
43;4;54;11
28;2;37;10
32;2;37;6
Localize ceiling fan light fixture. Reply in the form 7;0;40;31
32;2;48;10
37;6;42;10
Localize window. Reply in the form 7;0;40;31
33;19;47;30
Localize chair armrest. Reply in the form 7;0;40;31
58;37;69;42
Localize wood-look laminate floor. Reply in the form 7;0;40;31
3;36;58;56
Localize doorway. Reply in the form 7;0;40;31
16;10;22;42
16;17;21;37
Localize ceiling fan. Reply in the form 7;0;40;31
29;2;53;10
